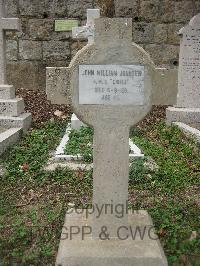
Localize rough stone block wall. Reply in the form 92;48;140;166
5;0;200;91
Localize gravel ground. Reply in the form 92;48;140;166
16;88;72;128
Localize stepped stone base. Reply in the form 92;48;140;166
0;128;22;155
0;113;32;132
56;210;168;266
0;98;25;116
166;107;200;125
0;85;15;99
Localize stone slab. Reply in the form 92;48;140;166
56;210;168;266
174;122;200;143
71;113;85;130
79;65;145;105
153;68;178;105
0;98;24;116
0;128;22;155
166;107;200;125
189;123;200;131
0;112;32;132
46;67;71;105
177;14;200;108
0;85;15;99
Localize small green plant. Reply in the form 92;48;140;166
64;126;94;163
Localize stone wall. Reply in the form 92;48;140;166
5;0;200;90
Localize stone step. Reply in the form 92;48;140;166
0;113;32;132
0;85;15;99
0;128;22;156
0;98;25;116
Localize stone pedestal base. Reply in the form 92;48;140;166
166;107;200;125
56;210;168;266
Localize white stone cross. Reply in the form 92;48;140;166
71;18;154;238
72;9;100;44
0;0;20;84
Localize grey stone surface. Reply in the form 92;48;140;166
166;107;200;125
175;1;195;23
133;22;154;44
0;112;32;132
71;113;85;130
140;0;160;21
28;19;54;41
167;24;183;45
0;85;15;99
5;0;18;17
0;127;22;155
0;98;24;116
56;210;168;266
6;39;18;61
0;0;20;85
153;68;178;105
67;0;93;19
7;61;46;91
19;0;43;17
115;0;139;18
174;122;200;143
159;0;175;23
19;40;42;60
166;14;200;125
145;44;179;65
43;41;70;61
154;24;168;44
46;67;71;105
189;123;200;131
177;14;200;108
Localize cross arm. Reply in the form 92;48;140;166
1;18;21;31
72;26;93;40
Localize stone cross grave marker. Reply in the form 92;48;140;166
0;0;20;85
56;18;167;266
166;13;200;124
72;9;100;44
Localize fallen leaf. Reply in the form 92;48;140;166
189;231;197;241
54;110;64;117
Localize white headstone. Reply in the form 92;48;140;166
0;0;20;85
166;13;200;125
177;13;200;108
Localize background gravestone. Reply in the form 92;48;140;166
56;17;168;266
0;0;31;155
166;13;200;125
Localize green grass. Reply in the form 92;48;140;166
64;126;93;163
0;120;199;265
130;123;200;265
